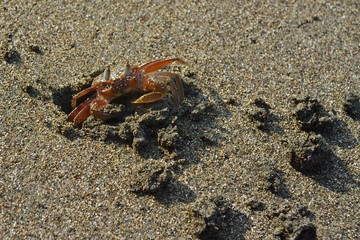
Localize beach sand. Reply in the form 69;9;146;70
1;1;359;239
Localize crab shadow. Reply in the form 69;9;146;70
52;75;231;206
53;79;230;162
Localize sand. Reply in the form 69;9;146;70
1;1;359;239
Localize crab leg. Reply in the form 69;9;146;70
174;75;184;101
160;72;184;101
148;72;184;105
138;58;186;74
168;79;180;106
132;92;165;104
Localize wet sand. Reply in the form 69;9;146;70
1;1;359;239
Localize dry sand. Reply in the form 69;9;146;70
1;1;359;239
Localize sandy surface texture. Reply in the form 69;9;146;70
1;1;359;239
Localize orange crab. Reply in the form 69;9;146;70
67;58;185;126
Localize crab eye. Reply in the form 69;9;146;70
124;61;132;77
103;66;110;80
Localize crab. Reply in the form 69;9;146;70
67;58;185;126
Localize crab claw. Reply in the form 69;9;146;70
67;95;96;126
138;58;186;74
